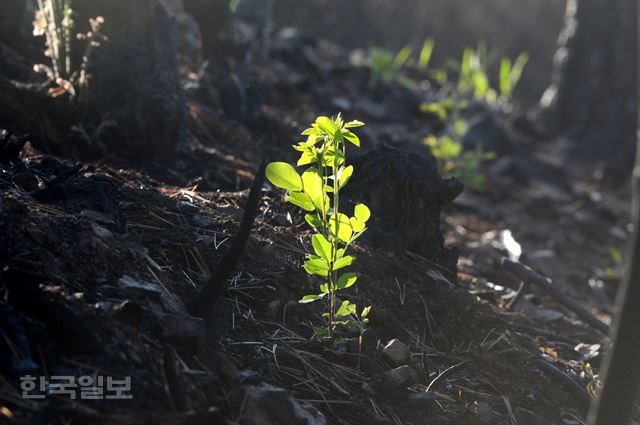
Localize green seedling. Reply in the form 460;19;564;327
266;115;371;340
418;38;435;71
499;53;529;100
425;134;494;191
363;46;414;91
582;362;602;399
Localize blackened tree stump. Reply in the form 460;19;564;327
345;144;464;275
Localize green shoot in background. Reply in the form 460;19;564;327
265;115;371;340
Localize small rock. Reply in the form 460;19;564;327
381;339;411;367
382;365;418;388
177;200;199;213
92;224;114;241
191;213;212;228
112;300;143;327
80;209;116;226
405;391;438;409
244;384;327;425
12;171;39;191
117;275;162;298
155;313;205;352
265;300;282;320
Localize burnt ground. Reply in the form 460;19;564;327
0;27;634;425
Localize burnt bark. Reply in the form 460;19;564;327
587;35;640;423
345;145;463;277
0;0;185;159
539;0;637;171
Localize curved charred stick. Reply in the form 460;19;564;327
188;160;266;318
535;357;591;412
500;258;610;335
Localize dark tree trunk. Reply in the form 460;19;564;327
588;146;640;424
0;0;35;49
587;3;640;421
0;0;185;159
539;0;637;171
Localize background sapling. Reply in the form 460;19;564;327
265;115;371;340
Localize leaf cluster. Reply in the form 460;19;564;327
266;115;372;340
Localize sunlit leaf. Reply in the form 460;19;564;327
299;294;322;303
302;168;326;211
361;305;371;318
418;38;435;70
305;213;323;228
304;258;329;277
337;273;357;289
336;300;357;317
343;130;360;147
288;192;315;211
312;234;333;261
338;165;354;189
344;120;365;128
334;255;355;270
350;216;365;233
266;162;302;191
315;116;337;137
354;204;371;222
330;213;353;242
297;151;316;166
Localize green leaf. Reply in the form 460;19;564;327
392;45;413;70
320;283;329;294
334;255;355;270
324;146;345;167
297;151;316;166
350;216;365;233
266;162;303;191
315;116;337;137
305;213;323;228
301;127;319;136
313;327;329;338
354;204;371;222
330;213;353;242
337;273;357;290
499;57;512;97
301;168;327;211
288;192;315;211
338;165;354;189
344;120;365;128
342;130;360;147
312;234;333;261
418;38;435;70
336;300;357;317
299;294;322;303
361;305;371;318
420;102;448;120
304;258;329;277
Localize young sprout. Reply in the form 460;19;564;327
266;115;371;340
